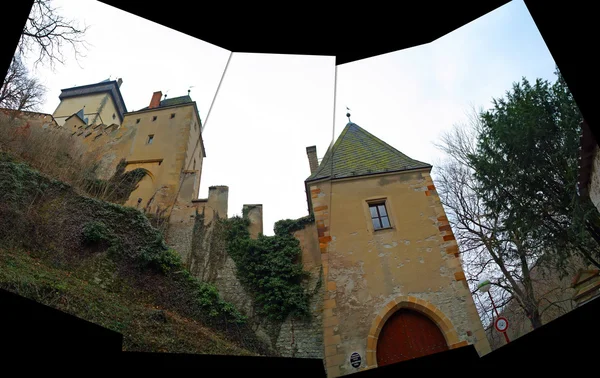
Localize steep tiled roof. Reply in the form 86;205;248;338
139;95;193;111
160;95;192;107
306;122;431;182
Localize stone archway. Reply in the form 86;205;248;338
365;296;467;368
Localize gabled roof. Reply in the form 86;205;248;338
75;108;89;124
306;122;432;183
58;79;127;123
65;111;86;124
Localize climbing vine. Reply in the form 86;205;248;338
223;213;315;323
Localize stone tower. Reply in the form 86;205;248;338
304;121;491;377
52;78;127;127
49;79;206;217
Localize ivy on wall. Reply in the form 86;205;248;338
223;213;316;323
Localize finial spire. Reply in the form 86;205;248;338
346;106;352;123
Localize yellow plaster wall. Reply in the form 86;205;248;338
312;169;490;377
52;93;107;126
183;115;203;197
120;105;195;209
96;93;121;126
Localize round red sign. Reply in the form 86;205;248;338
494;317;509;333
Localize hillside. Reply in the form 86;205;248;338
0;151;271;356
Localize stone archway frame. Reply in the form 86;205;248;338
365;295;467;368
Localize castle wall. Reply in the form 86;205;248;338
165;186;325;358
120;106;195;209
94;93;121;126
166;185;228;264
0;110;57;129
183;115;203;196
589;144;600;212
275;222;325;359
308;169;490;377
243;204;263;238
53;92;110;126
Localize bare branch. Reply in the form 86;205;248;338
17;0;90;70
0;55;46;111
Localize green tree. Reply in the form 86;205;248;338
468;69;600;273
435;109;548;331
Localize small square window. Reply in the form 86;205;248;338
170;113;175;119
152;116;157;121
136;118;140;124
369;201;391;230
112;113;116;120
147;134;154;144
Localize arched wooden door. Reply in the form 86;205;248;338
376;308;449;366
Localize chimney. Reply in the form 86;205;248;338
149;91;162;109
306;146;318;174
117;78;123;88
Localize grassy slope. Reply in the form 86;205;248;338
0;247;254;355
0;152;265;356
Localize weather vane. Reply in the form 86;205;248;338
346;106;351;123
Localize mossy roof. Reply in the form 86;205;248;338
139;95;193;110
306;122;431;182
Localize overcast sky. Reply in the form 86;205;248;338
20;0;557;236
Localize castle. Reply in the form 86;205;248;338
1;78;491;377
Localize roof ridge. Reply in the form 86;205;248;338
308;122;353;180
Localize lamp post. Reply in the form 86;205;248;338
477;279;510;344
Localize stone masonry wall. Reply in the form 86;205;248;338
167;198;324;358
275;223;325;359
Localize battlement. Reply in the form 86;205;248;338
243;204;263;238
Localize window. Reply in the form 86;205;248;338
193;121;197;131
152;116;157;121
147;134;154;144
112;113;116;120
136;118;140;124
369;201;391;230
170;113;175;119
193;159;196;170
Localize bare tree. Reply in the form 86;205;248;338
18;0;90;69
0;55;46;111
433;106;565;332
